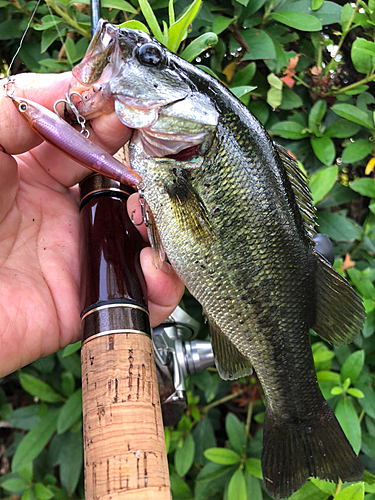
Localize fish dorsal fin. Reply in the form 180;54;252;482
166;171;214;241
208;318;253;380
314;249;366;345
275;144;316;239
146;210;166;270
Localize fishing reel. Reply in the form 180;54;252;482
152;306;214;426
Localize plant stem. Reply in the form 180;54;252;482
245;402;253;445
358;408;365;425
45;0;91;38
324;0;361;76
202;389;245;414
330;73;375;95
334;478;343;497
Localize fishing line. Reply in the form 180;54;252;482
6;0;42;81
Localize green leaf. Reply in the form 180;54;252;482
59;431;83;494
289;480;330;500
311;136;336;166
280;87;303;110
335;397;361;454
271;121;307;139
204;448;241;465
341;3;353;29
168;0;201;53
362;433;375;460
310;478;336;495
18;373;64;403
346;268;375;300
193;417;216;465
331;386;344;395
316;211;360;242
41;28;62;53
62;341;81;357
308;100;327;131
351;178;375;198
101;0;137;11
231;62;256;87
170;471;193;498
180;32;218;62
212;16;234;35
61;371;75;398
309;165;338;204
335;483;365;500
225;413;246;454
117;20;150;33
332;104;374;130
267;73;283;108
347;388;364;398
12;410;59;471
351;38;375;75
342;140;374;163
356;381;375;419
312;0;324;10
34;483;54;500
6;405;41;430
57;389;82;434
175;433;195;477
271;11;322;31
138;0;163;42
245;458;262;479
325;120;362;139
228;468;247;500
241;29;276;60
1;478;28;493
231;85;257;99
341;350;365;384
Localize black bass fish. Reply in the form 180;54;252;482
72;21;365;498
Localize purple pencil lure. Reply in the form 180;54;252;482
10;96;142;189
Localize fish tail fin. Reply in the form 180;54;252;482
262;401;363;499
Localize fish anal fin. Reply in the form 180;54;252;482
208;319;252;380
262;401;364;499
314;250;366;345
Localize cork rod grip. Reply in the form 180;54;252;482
80;175;171;499
82;334;170;499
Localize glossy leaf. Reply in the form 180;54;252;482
311;136;336;165
332;104;374;130
335;397;361;454
225;413;246;454
245;458;263;479
316;211;360;242
228;468;247;500
57;389;82;434
18;373;63;403
34;483;54;500
212;16;234;35
180;32;218;61
138;0;163;42
241;29;276;60
308;100;327;131
342;140;374;163
309;165;338;204
351;38;375;75
204;448;241;465
59;431;83;494
351;178;375;198
341;350;365;384
271;11;322;31
334;482;365;500
1;478;28;493
6;405;41;431
271;121;307;139
12;410;59;471
175;433;195;477
168;0;201;53
324;120;362;139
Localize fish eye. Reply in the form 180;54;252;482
137;43;164;67
19;102;28;112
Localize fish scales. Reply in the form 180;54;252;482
72;21;366;498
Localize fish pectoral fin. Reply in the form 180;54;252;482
208;318;252;380
166;172;213;241
314;250;366;345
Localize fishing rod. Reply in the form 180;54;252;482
79;4;170;497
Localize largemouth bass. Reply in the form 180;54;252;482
72;21;365;498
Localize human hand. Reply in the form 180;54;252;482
0;72;185;377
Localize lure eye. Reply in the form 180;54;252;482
137;43;164;67
18;102;28;113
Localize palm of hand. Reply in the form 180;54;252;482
0;73;184;376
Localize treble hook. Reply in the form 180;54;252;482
3;77;15;98
132;183;155;228
54;91;90;138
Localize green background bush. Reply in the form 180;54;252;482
1;0;375;499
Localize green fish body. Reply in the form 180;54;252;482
73;22;365;498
